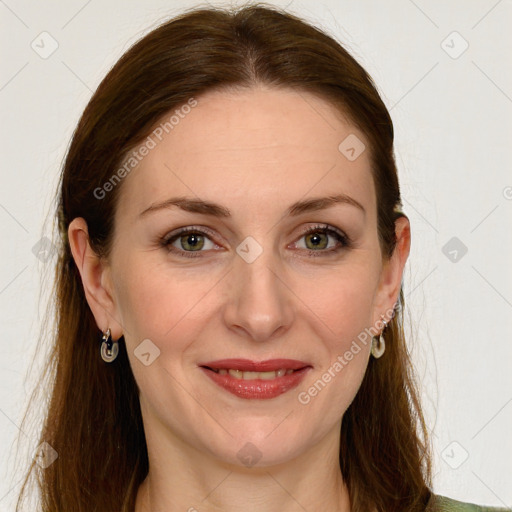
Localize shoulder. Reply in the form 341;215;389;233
427;493;511;512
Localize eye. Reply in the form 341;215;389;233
160;223;351;259
161;226;219;258
292;224;350;256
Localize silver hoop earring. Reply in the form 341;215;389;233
100;328;119;363
371;318;387;359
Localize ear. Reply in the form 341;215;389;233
67;217;124;341
372;215;411;325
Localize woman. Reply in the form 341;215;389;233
15;4;508;512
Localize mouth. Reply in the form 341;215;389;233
198;359;312;399
203;367;299;379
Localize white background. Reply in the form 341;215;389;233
1;0;511;510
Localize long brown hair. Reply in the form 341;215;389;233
15;3;432;511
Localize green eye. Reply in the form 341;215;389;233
304;231;329;250
162;226;217;258
295;225;350;255
161;224;350;259
177;232;206;252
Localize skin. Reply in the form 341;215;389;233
69;85;410;512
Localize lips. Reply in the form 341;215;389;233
199;358;310;372
199;363;312;400
198;358;312;399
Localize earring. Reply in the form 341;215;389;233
100;328;119;363
371;317;387;359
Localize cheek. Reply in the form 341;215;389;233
295;263;377;408
113;256;223;348
301;261;379;342
112;260;220;411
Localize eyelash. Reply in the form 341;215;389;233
159;224;351;259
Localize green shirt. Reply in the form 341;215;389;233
427;494;511;511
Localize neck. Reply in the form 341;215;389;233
134;425;350;512
135;468;349;512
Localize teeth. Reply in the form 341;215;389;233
214;368;296;379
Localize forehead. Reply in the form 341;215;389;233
116;86;375;223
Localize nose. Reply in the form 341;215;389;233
222;245;295;343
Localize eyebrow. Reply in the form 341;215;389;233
138;193;365;219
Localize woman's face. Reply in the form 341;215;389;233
77;86;409;468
